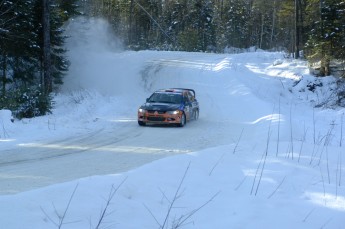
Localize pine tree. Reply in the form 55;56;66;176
212;0;228;52
0;0;15;95
0;1;37;93
197;0;215;51
56;0;80;22
221;0;251;49
33;0;77;90
161;0;186;49
306;0;344;76
0;0;78;118
330;0;345;60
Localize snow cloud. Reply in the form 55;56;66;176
62;17;125;94
64;17;123;54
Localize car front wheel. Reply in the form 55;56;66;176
178;113;186;127
138;121;146;126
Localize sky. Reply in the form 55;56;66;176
0;17;344;229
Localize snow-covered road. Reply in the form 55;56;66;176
0;117;240;194
0;50;286;194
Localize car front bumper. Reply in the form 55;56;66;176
138;111;183;124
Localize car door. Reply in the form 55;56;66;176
183;92;192;120
188;91;198;110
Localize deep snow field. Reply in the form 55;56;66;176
0;18;344;229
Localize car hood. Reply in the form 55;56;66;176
141;103;182;111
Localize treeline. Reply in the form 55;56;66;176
0;0;345;118
0;0;78;118
83;0;345;75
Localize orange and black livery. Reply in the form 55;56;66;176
138;88;199;127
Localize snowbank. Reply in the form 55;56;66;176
0;109;14;139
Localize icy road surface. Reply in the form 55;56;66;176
0;51;301;195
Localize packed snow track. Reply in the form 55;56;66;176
0;51;293;195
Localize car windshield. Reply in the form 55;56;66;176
148;93;182;104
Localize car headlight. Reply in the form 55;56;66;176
167;110;180;115
138;108;146;113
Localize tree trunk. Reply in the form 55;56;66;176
319;0;330;76
259;14;264;49
129;0;134;45
42;0;52;94
295;0;300;58
1;52;6;96
299;0;305;53
270;0;276;49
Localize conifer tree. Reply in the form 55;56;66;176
0;0;79;118
222;0;251;49
306;0;344;76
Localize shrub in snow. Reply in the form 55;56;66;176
0;87;53;119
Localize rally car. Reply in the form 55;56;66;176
138;88;199;127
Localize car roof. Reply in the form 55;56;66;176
155;88;196;97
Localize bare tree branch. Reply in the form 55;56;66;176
94;177;127;229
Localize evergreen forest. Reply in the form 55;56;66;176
1;0;345;118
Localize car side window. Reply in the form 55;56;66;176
188;91;194;101
183;92;190;103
